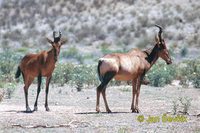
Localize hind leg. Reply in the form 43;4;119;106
96;86;101;112
102;88;111;113
96;71;116;113
24;76;34;112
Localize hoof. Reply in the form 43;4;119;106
132;108;140;113
96;108;101;113
33;106;38;111
45;107;50;111
26;107;32;113
107;109;112;113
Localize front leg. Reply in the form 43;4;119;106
135;78;142;113
45;76;52;111
34;74;42;111
131;80;137;113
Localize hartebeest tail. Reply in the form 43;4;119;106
97;60;103;82
96;25;172;113
16;31;67;112
15;66;21;79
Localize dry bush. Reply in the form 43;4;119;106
172;97;192;115
0;89;5;102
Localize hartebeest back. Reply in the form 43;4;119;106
15;31;67;112
96;25;172;113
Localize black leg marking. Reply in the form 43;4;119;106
96;71;116;113
34;74;42;111
97;71;116;92
24;87;32;113
45;76;52;111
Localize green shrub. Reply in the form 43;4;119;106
147;62;176;87
52;63;74;86
176;61;191;87
187;59;200;88
180;47;188;57
176;59;200;88
61;46;79;58
0;49;22;82
70;65;99;91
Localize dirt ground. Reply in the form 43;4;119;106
0;84;200;133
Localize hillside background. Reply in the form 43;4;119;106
0;0;200;63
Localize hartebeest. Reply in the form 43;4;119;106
96;25;172;113
15;31;67;112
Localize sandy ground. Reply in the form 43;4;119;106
0;84;200;133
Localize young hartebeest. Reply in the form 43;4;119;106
96;25;172;113
15;31;67;112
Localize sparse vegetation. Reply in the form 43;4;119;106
118;126;130;133
176;59;200;88
172;100;179;115
52;63;74;86
0;1;199;132
0;49;22;83
0;49;199;90
61;47;79;59
172;97;192;115
0;0;199;92
4;83;17;99
147;61;176;87
1;0;199;57
0;88;4;102
70;65;99;91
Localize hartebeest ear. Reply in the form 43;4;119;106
60;38;68;45
46;37;54;45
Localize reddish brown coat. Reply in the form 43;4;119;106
16;31;67;112
96;25;172;113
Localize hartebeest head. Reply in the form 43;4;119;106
155;25;172;65
46;31;67;61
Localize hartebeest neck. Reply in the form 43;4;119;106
145;45;159;66
48;48;57;63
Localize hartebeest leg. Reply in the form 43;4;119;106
96;71;116;113
102;88;111;113
135;78;141;113
96;87;101;112
45;76;51;111
131;80;137;113
34;74;42;111
24;77;34;112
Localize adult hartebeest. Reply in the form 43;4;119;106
15;31;67;112
96;25;172;113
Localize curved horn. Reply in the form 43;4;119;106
59;31;62;38
155;24;163;41
53;31;56;39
